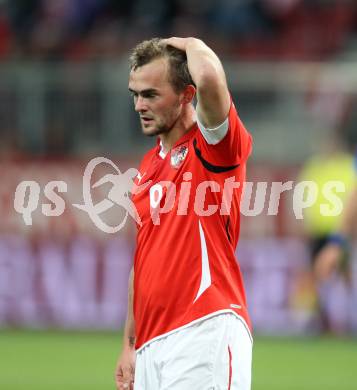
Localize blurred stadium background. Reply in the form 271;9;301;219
1;0;357;389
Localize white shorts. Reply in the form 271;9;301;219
134;312;253;390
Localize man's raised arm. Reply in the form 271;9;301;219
163;37;231;128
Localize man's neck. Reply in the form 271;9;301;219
159;107;196;154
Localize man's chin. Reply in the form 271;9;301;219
142;125;168;137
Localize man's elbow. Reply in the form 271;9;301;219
196;61;226;91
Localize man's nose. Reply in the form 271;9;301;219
135;96;147;112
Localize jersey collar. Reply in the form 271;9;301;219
156;122;198;159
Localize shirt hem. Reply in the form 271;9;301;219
135;309;253;353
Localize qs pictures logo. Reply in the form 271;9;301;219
14;157;150;233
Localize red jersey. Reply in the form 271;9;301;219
132;101;253;350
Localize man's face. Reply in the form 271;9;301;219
128;58;184;137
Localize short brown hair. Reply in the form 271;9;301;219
129;38;195;92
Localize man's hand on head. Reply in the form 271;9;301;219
162;37;198;52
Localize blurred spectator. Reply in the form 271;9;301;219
298;135;356;333
299;139;355;256
208;0;271;39
314;175;357;284
313;149;357;333
0;0;355;61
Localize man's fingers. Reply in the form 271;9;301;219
161;37;188;51
161;38;175;47
123;365;134;378
161;37;177;44
116;376;134;390
116;365;134;390
115;350;135;390
117;379;134;390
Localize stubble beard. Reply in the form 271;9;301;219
142;113;180;137
143;122;171;137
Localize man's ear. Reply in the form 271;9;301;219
182;85;196;104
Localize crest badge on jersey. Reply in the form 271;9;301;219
170;143;188;169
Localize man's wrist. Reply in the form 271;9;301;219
123;342;135;352
122;333;135;350
128;335;136;347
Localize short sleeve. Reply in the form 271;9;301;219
195;98;252;167
197;117;229;145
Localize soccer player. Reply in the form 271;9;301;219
297;142;356;331
115;37;253;390
314;178;357;282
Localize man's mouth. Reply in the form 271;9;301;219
140;116;154;126
140;116;153;124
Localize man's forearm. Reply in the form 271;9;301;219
184;38;226;91
123;267;135;350
163;37;230;127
